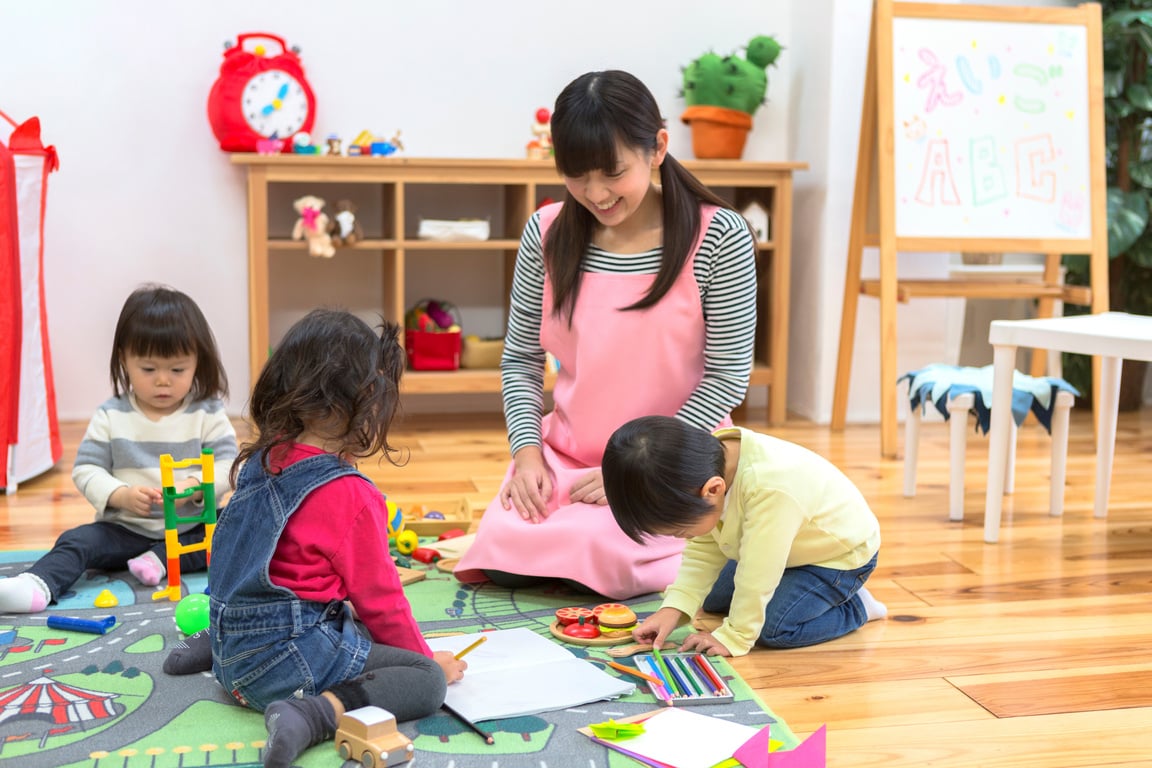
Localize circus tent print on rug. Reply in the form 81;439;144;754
0;673;120;728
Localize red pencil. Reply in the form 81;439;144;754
692;654;727;695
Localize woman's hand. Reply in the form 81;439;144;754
109;485;163;517
678;630;732;657
433;650;467;684
632;607;686;650
499;446;553;523
569;468;608;506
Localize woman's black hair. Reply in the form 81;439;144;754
545;70;736;324
233;309;406;484
602;415;727;543
110;284;228;401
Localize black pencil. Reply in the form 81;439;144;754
441;703;495;744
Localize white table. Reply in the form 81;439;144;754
984;312;1152;543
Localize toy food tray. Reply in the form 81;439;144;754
394;497;473;536
633;653;734;705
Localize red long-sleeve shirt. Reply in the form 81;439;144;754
267;443;431;657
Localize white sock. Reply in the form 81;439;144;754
0;573;51;613
128;550;167;586
856;586;888;622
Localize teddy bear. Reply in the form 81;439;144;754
291;195;335;258
329;199;363;247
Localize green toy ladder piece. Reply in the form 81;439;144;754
152;448;216;602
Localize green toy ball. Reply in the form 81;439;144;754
175;593;210;636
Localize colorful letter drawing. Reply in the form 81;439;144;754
969;135;1007;206
915;48;963;113
915;139;961;206
1015;134;1057;203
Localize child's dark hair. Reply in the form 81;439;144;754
110;284;228;401
602;415;727;543
546;69;736;323
234;309;406;483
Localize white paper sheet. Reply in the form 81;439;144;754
593;707;761;768
425;627;634;722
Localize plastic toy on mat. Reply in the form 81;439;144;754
152;449;216;602
386;500;419;555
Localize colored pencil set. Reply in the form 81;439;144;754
632;651;733;705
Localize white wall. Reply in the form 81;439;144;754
3;0;1101;425
0;0;796;420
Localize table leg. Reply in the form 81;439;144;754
1093;356;1122;518
984;345;1018;543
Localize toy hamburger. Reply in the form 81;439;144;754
594;604;638;640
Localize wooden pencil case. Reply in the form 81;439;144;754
633;653;734;705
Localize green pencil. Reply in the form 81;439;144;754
672;655;704;696
650;648;682;697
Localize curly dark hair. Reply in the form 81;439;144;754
233;309;406;484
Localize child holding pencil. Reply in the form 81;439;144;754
208;310;467;768
602;415;886;657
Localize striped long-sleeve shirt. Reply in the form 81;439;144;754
501;206;757;456
71;394;238;538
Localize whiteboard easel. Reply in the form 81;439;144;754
832;0;1107;457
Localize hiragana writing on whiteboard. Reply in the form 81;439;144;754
915;49;963;112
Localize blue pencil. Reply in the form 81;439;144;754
654;648;692;698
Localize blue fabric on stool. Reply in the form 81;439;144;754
899;364;1079;435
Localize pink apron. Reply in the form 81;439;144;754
454;202;731;599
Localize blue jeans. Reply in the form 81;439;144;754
702;552;879;648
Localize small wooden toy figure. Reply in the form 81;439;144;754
326;134;344;156
335;706;414;766
526;107;552;160
329;199;363;247
291;195;335;258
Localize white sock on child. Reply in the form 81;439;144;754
128;551;166;586
856;586;888;622
0;573;51;613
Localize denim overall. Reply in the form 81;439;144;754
209;452;372;711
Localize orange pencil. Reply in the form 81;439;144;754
607;660;664;686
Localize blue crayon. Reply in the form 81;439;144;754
46;615;116;635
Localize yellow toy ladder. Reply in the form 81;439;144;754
152;448;216;602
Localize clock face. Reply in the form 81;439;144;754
241;70;310;139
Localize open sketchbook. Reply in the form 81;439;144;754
425;627;635;722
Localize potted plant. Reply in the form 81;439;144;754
680;35;781;160
1062;0;1152;408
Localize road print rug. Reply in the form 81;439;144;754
0;550;798;767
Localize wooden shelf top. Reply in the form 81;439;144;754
230;154;808;183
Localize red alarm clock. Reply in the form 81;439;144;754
207;32;317;152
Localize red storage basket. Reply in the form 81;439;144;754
405;329;461;370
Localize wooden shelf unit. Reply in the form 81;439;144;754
234;155;804;424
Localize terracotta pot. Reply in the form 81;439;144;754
681;106;753;159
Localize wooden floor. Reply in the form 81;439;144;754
3;406;1151;767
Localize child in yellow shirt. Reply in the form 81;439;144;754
602;415;886;657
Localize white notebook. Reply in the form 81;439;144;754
425;627;634;722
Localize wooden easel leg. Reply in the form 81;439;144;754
832;4;879;431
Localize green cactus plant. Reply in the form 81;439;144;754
682;35;782;116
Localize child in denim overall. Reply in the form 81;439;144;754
209;310;466;768
602;415;887;658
